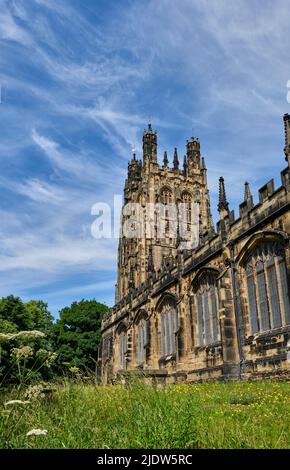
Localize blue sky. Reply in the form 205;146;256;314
0;0;290;317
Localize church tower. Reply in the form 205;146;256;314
115;125;214;303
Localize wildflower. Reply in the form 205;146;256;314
11;346;34;360
45;351;57;367
25;384;46;400
25;383;56;401
0;330;46;342
36;349;57;368
36;348;47;358
4;400;30;406
26;429;48;437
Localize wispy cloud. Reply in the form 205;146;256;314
0;5;31;43
0;0;289;314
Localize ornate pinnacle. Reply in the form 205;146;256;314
208;209;214;231
244;181;252;201
284;113;290;161
131;145;136;160
183;155;187;175
173;147;179;170
163;151;169;168
218;176;229;213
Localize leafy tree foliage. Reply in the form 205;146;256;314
0;296;108;385
52;299;108;371
0;296;55;385
0;296;54;333
24;300;54;334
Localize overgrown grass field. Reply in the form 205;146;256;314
1;380;289;449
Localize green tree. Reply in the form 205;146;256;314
0;296;54;333
0;296;31;331
24;300;54;334
52;299;108;371
0;296;55;385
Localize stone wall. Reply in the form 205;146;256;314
100;116;290;384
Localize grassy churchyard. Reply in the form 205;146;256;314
1;379;289;449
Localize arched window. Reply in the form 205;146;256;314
181;192;192;229
160;298;178;356
102;334;113;363
136;317;149;365
245;264;258;334
194;273;219;346
244;242;290;334
119;330;127;370
160;188;173;237
161;188;173;205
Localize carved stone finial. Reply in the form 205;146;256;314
218;177;229;213
183;155;187;175
163;150;169;168
173;147;179;170
284;113;290;162
244;181;252;201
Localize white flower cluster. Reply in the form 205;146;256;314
25;383;46;401
11;346;34;360
36;349;57;368
25;382;57;401
0;330;46;342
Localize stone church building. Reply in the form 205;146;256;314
99;114;290;383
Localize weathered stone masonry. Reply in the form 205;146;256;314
100;114;290;384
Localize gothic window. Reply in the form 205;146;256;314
194;273;219;346
210;286;219;342
246;265;259;334
203;290;211;344
102;334;113;362
256;260;270;331
161;188;173;205
160;298;178;356
119;330;127;370
244;242;290;334
137;318;149;365
160;188;173;238
181;192;192;229
266;257;281;328
196;291;204;346
277;253;290;325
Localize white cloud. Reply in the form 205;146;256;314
0;235;116;272
31;129;125;186
0;7;31;43
18;179;65;203
1;0;289;313
0;175;65;203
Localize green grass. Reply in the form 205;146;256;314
0;380;289;449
